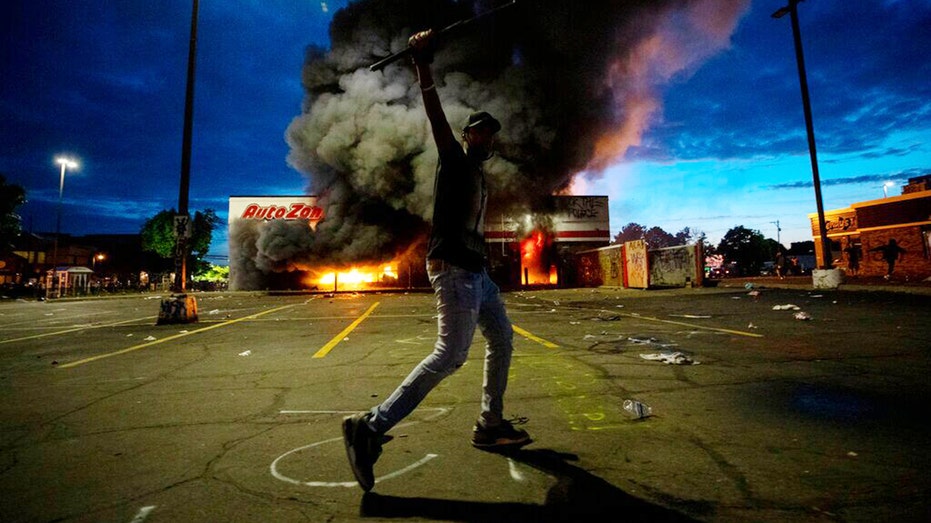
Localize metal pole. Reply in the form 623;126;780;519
785;1;832;269
52;161;66;271
174;0;199;292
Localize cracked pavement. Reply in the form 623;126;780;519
0;285;929;522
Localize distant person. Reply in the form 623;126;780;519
341;28;529;493
870;239;906;279
843;241;861;276
775;250;787;279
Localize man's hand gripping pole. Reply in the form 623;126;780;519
368;0;518;72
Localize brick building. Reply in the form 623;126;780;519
811;175;931;280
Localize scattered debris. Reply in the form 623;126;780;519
747;323;758;329
794;311;812;321
208;309;221;315
772;304;801;311
238;350;252;356
669;314;711;319
595;314;621;321
143;336;156;341
623;399;652;419
846;451;858;457
640;352;699;365
747;290;761;298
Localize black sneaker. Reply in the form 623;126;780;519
342;413;382;491
471;419;531;448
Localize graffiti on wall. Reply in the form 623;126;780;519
624;240;649;289
650;245;697;287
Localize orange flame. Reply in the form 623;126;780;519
520;230;557;285
307;263;399;291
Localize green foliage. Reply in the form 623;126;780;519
140;210;177;258
716;226;772;276
0;174;26;249
613;223;703;249
194;264;229;281
644;226;675;248
140;208;221;275
613;222;645;244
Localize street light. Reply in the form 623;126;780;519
52;157;79;264
772;0;833;270
882;181;895;198
50;156;78;299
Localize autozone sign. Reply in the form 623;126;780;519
228;196;325;226
240;202;324;221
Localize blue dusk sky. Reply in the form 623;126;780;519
2;0;929;262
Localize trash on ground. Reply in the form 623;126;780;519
794;311;812;321
772;304;801;311
640;352;699;365
669;314;711;319
623;399;653;419
143;335;156;341
627;336;657;344
747;323;758;329
747;290;761;298
238;350;252;356
569;321;581;325
595;314;621;321
208;309;221;315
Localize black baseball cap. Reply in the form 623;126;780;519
463;111;501;134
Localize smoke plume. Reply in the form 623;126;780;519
231;0;749;289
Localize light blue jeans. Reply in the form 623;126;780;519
368;260;514;433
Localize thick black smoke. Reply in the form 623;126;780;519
231;0;748;289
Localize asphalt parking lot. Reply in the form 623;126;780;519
1;283;929;522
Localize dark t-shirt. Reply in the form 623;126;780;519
426;143;487;272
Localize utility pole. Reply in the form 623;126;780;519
772;0;833;269
771;220;782;247
158;0;200;325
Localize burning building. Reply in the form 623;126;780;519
486;195;610;288
229;0;747;289
228;194;608;291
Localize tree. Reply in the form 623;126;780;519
674;226;701;246
140;209;220;276
716;226;771;276
0;174;26;250
613;222;645;244
644;226;675;248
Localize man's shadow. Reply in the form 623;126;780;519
361;447;706;522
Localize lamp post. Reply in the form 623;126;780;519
882;181;895;198
51;157;78;285
772;0;832;270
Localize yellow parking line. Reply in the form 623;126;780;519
513;324;559;349
313;302;380;358
620;312;764;338
0;316;158;345
58;305;296;369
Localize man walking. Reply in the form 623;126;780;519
342;29;530;492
